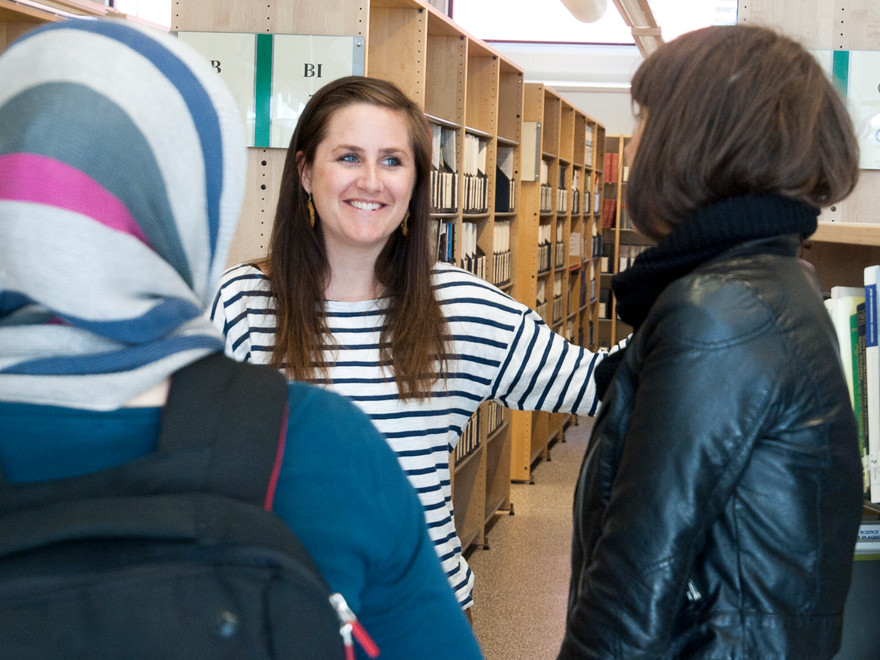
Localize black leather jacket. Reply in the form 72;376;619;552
560;237;863;659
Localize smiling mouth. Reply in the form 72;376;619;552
348;200;384;211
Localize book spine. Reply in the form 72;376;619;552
864;267;880;503
855;304;870;497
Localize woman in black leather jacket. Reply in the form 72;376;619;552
559;25;864;659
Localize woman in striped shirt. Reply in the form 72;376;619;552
211;76;617;612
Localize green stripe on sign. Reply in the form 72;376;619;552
255;34;273;148
832;50;849;98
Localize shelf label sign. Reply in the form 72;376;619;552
176;32;365;148
824;49;880;170
845;51;880;171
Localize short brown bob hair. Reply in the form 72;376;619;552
627;24;859;242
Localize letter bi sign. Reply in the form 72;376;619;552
831;50;880;170
177;32;365;148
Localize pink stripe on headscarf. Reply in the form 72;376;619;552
0;152;150;245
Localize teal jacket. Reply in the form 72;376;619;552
0;381;482;660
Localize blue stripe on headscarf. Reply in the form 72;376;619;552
0;335;223;376
65;298;208;344
21;21;225;258
0;291;33;318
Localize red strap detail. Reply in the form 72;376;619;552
352;621;380;658
264;402;289;510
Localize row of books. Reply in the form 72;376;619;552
603;152;630;184
552;303;562;328
535;299;549;322
598;288;613;320
603;151;620;183
555;224;565;267
463;133;489;213
540;186;554;213
599;242;648;274
495;146;515;213
434;218;456;264
601;198;631;229
557;164;569;214
493;220;512;285
537;223;553;273
538;242;552;273
555;240;566;269
557;188;569;214
460;221;486;279
431;169;457;213
552;273;564;323
572;170;582;215
617;244;649;272
484;400;506;438
601;198;617;229
539;160;553;212
569;231;584;262
454;408;481;464
430;124;458;213
454;401;510;466
585;125;594;165
824;268;880;503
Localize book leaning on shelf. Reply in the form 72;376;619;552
495;147;515;213
865;266;880;503
825;286;869;499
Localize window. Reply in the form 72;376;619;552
450;0;736;45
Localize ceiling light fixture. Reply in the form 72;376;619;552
560;0;663;57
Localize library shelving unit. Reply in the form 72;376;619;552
509;82;605;483
0;0;159;50
597;134;653;349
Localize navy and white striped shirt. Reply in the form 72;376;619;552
210;261;610;607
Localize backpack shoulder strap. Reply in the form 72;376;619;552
158;352;289;507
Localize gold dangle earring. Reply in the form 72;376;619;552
307;193;316;228
401;210;410;237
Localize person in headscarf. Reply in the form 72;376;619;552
0;19;481;659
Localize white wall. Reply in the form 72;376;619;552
491;41;642;135
558;90;635;135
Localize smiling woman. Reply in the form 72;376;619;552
209;75;621;614
298;103;417;300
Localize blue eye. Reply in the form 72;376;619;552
340;153;358;163
383;156;402;167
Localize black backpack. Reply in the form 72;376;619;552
0;353;373;659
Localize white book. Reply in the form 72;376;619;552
827;286;864;407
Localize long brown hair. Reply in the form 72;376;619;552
627;25;859;242
265;76;447;399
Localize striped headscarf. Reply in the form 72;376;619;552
0;20;247;410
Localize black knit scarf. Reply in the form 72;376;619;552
593;194;819;399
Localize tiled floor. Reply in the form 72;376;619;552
466;417;593;660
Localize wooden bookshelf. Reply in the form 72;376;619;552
597;134;655;349
0;0;160;53
509;83;605;483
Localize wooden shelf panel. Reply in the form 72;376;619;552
812;222;880;247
